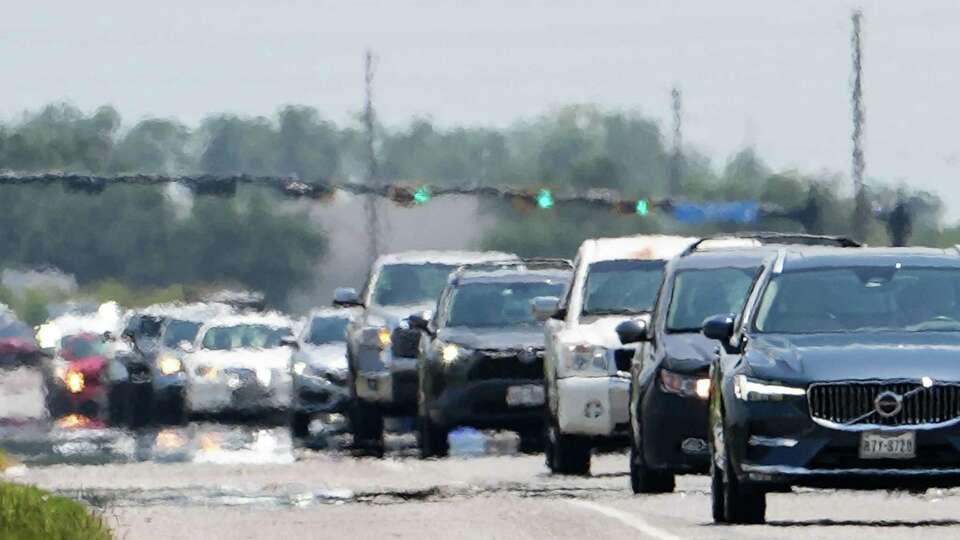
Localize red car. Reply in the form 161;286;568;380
46;333;111;419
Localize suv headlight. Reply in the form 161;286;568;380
560;344;609;377
439;343;470;366
734;375;806;402
158;356;183;376
659;369;710;400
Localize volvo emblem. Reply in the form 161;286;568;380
874;391;903;418
518;348;538;363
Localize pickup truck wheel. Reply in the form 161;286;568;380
350;400;384;457
630;437;675;494
547;421;591;475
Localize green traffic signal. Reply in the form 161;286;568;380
413;186;431;204
636;199;649;216
536;189;554;209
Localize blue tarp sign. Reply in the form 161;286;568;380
671;201;760;224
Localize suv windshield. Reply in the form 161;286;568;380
163;319;202;348
582;260;665;315
446;280;567;327
755;266;960;334
201;324;293;350
305;316;350;345
372;263;455;306
666;267;758;332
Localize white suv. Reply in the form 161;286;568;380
536;235;694;474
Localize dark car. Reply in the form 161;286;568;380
338;250;516;456
289;308;358;440
618;233;859;493
411;260;572;458
704;246;960;524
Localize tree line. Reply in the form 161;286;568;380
0;102;950;308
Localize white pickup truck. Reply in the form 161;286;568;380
535;235;694;474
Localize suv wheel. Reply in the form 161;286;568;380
712;411;765;524
546;421;591;475
417;412;448;458
630;443;675;494
350;400;384;457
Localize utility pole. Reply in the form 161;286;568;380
850;10;869;241
669;86;683;198
363;50;380;265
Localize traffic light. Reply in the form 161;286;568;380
536;189;554;209
635;199;649;216
413;185;431;204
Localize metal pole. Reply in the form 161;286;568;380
363;50;380;265
851;10;869;241
669;86;683;198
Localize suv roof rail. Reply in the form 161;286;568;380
454;257;573;274
680;232;861;257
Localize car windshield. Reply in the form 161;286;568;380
201;324;293;350
61;336;108;358
162;319;202;348
582;260;665;315
446;280;567;327
666;266;759;332
372;263;456;306
755;266;960;334
305;316;349;345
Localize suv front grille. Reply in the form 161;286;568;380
468;350;543;381
808;381;960;426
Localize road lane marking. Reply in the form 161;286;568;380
567;500;683;540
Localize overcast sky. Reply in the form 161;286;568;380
4;1;960;217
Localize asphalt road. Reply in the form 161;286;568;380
4;368;960;539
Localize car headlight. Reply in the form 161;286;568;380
293;361;307;376
378;327;392;348
195;365;218;379
65;370;85;394
440;343;468;365
734;375;806;402
158;356;183;376
560;344;608;377
659;369;710;400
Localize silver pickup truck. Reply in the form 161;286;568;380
535;235;693;474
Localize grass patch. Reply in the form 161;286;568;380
0;482;112;540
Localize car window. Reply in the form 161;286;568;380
372;263;456;306
445;280;567;327
666;266;759;332
201;324;293;350
582;260;665;315
162;320;202;348
61;336;108;358
305;316;350;345
755;266;960;333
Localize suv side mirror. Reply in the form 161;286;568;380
280;335;300;350
616;319;649;345
333;287;362;307
408;312;430;332
702;313;736;342
531;296;560;322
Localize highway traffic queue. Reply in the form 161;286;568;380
21;233;960;524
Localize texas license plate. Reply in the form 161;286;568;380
859;431;915;460
506;385;545;407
